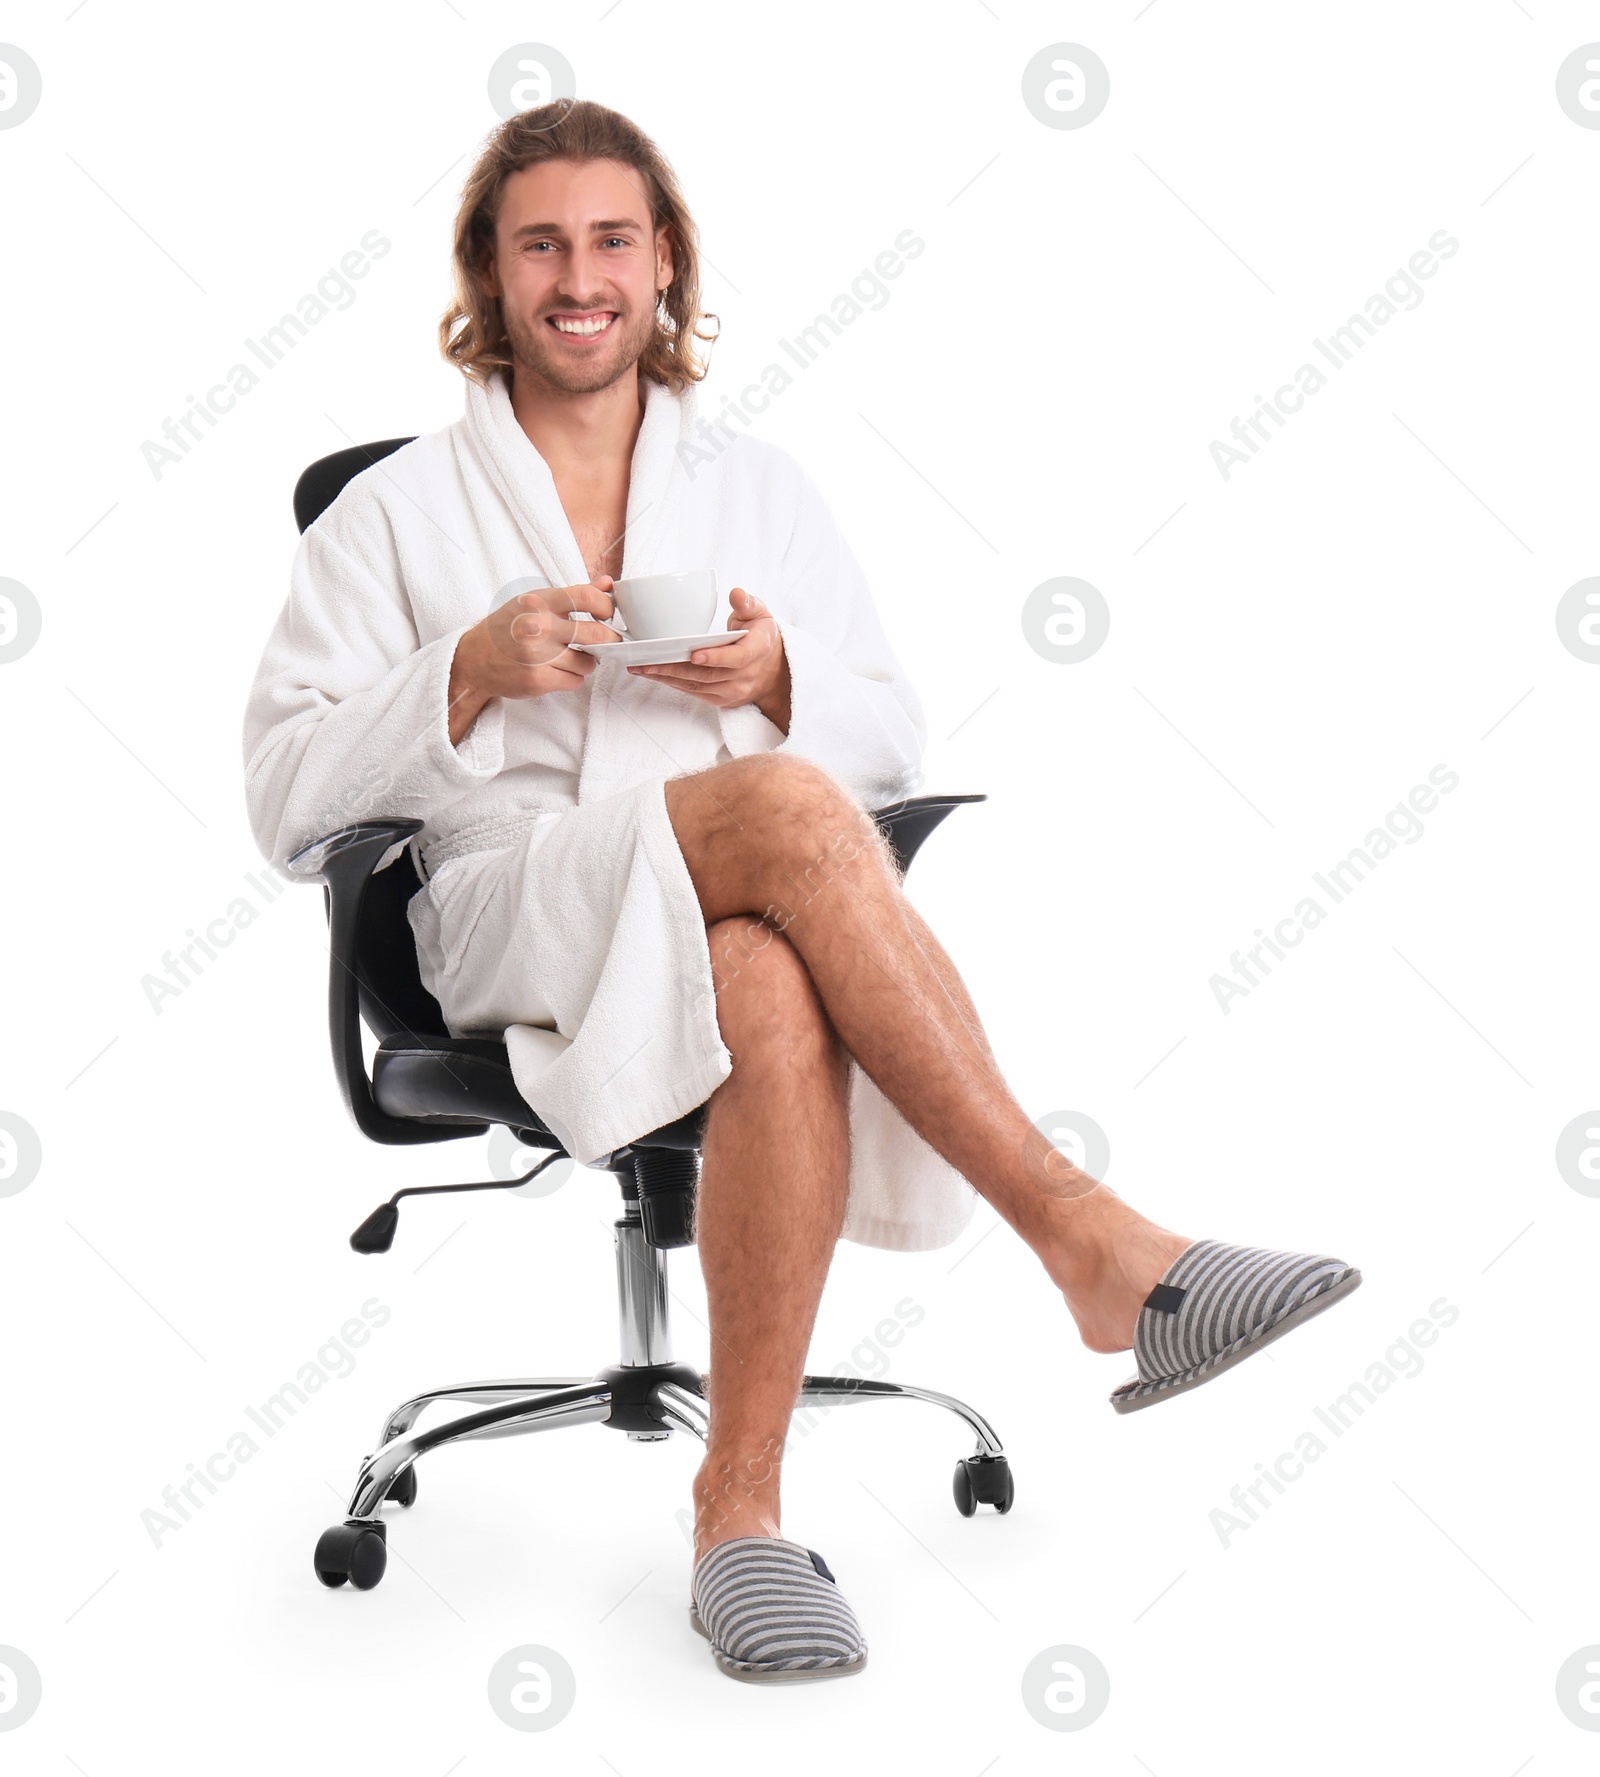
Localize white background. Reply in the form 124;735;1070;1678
2;1;1596;1768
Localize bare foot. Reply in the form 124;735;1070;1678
692;1447;784;1564
1033;1177;1193;1353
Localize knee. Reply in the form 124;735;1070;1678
706;918;836;1055
725;754;885;876
732;750;850;815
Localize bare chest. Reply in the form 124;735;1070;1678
556;474;629;584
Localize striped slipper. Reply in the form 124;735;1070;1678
690;1536;868;1683
1111;1238;1362;1414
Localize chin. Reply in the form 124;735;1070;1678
545;359;632;395
510;313;651;392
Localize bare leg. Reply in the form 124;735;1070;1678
690;913;852;1561
665;755;1190;1352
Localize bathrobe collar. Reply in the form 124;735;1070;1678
460;365;697;588
458;364;712;807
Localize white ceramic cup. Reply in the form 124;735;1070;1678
611;569;718;641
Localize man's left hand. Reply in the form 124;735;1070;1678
626;586;791;732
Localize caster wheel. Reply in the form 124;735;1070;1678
954;1455;1014;1516
385;1467;418;1508
314;1520;387;1590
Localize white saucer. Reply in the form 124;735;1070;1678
570;629;742;666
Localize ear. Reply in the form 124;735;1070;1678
655;224;675;295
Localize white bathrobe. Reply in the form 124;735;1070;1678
242;367;979;1251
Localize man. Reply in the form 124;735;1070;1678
244;98;1360;1684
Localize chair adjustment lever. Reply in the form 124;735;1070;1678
349;1151;567;1253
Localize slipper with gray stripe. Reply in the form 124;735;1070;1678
1111;1238;1362;1414
690;1536;868;1683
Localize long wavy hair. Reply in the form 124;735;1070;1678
438;98;717;393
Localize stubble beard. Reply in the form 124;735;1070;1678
502;299;658;397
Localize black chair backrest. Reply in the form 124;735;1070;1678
296;437;446;1043
293;437;416;533
346;847;449;1041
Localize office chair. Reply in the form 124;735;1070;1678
288;438;1013;1593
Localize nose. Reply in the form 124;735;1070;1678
554;240;616;309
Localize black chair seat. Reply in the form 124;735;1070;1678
371;1032;707;1151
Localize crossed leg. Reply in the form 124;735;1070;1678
666;752;1192;1558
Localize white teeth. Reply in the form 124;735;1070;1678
552;314;613;335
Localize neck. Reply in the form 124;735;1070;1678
506;363;647;480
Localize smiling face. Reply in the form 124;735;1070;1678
480;156;674;397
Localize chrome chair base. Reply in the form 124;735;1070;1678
314;1211;1012;1591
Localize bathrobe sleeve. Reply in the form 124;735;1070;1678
717;458;927;810
242;500;506;872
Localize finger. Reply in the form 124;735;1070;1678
691;632;756;665
631;653;737;680
632;663;744;689
537;607;617;644
511;611;613;664
631;671;725;699
507;603;566;654
552;580;615;620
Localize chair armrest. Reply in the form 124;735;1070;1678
286;820;471;1146
286;818;424;888
870;793;987;877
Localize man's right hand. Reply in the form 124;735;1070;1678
447;578;621;745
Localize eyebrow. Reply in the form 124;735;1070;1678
508;218;646;241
